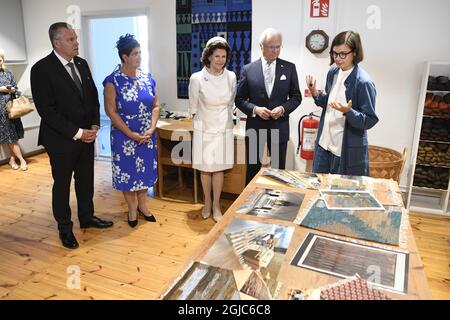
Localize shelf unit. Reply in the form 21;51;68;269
407;62;450;216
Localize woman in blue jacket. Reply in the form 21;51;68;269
306;31;378;176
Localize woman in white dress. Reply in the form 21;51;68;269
189;37;236;222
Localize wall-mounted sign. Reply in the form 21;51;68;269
310;0;329;18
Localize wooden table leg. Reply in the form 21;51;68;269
193;169;198;203
158;163;164;198
305;160;313;173
178;166;183;188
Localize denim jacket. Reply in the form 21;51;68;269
313;64;378;175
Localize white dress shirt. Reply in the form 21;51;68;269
53;50;85;140
319;67;354;157
262;58;276;97
252;58;284;118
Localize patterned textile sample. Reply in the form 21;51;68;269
291;233;409;293
319;277;392;300
300;199;402;245
176;0;252;98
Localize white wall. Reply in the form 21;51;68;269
18;0;176;102
16;0;450;186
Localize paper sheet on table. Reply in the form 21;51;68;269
157;120;171;127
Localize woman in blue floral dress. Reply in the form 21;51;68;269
103;34;159;227
0;51;27;171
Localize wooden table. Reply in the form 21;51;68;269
156;119;247;202
158;169;432;300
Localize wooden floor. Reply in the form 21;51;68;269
0;153;448;300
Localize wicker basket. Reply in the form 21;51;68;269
368;145;406;183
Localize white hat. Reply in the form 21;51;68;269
206;36;228;47
0;48;4;56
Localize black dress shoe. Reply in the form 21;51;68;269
137;208;157;222
128;217;138;228
127;211;138;228
59;231;79;249
80;216;114;229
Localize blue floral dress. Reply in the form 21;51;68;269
0;69;23;144
103;66;158;191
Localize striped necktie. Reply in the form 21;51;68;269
264;62;274;97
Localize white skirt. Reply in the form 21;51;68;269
192;129;234;172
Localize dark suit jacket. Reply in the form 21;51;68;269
235;58;302;143
31;52;100;153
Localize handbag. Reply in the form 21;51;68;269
6;94;34;119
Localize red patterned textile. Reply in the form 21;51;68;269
320;277;391;300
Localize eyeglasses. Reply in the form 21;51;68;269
331;50;353;59
264;45;282;51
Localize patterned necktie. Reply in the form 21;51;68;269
67;62;83;94
264;62;274;97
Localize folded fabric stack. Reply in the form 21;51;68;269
424;93;450;118
428;75;450;91
417;141;450;167
413;166;449;190
420;118;450;142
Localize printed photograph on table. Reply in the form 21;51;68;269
300;199;404;245
368;178;398;192
161;261;241;300
324;174;369;191
161;261;280;300
371;190;404;207
260;168;320;189
287;288;310;300
320;190;385;211
238;270;278;300
201;218;294;298
236;188;305;222
366;178;403;206
290;171;321;189
290;233;409;293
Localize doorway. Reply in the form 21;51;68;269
83;12;149;159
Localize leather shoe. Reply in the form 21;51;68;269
59;231;79;249
80;216;114;229
137;208;157;222
128;211;138;228
128;218;138;228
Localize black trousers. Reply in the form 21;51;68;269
47;142;95;233
245;128;287;185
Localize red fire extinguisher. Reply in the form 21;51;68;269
297;113;320;160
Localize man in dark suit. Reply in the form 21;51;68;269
31;22;113;249
235;28;302;184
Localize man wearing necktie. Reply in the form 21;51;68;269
235;28;302;184
31;23;113;249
